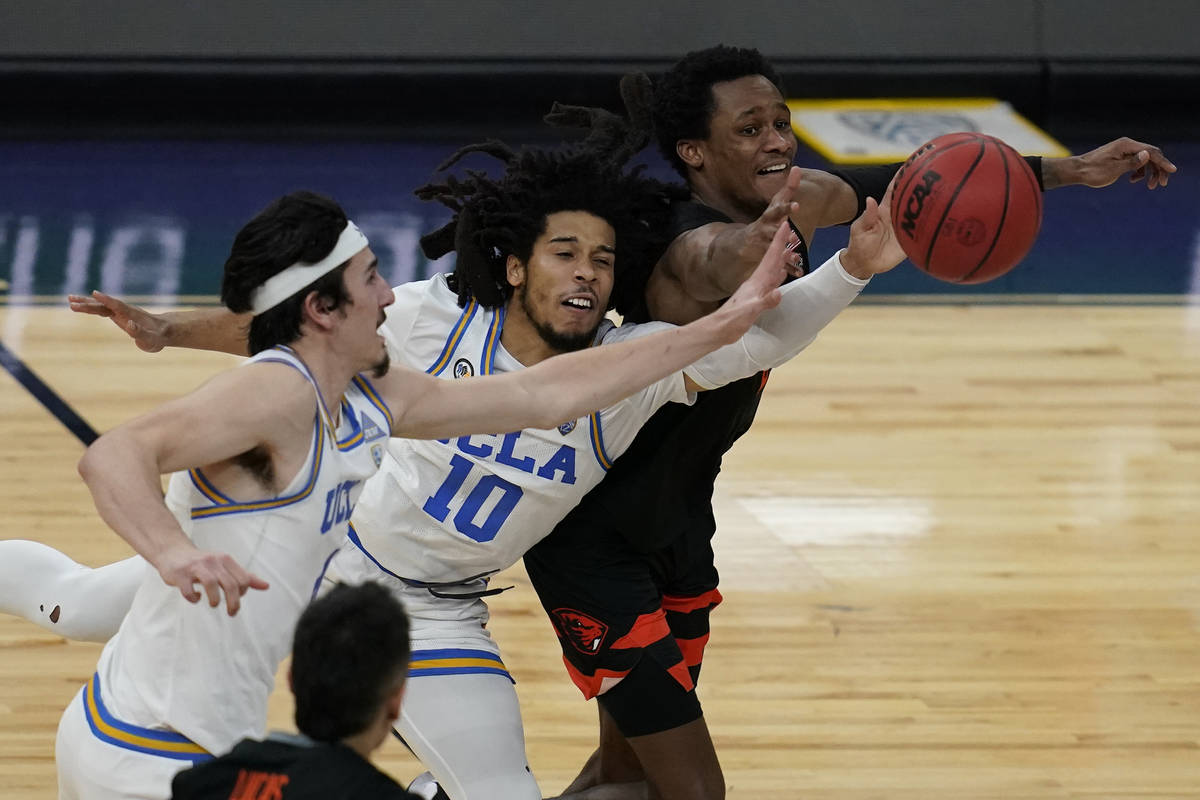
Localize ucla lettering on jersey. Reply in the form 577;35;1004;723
350;274;696;585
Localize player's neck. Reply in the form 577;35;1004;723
339;728;378;760
287;339;354;425
688;180;758;224
499;304;571;367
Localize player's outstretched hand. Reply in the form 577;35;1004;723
711;218;790;343
68;290;169;353
1066;137;1177;190
155;544;270;616
751;166;807;277
840;183;906;280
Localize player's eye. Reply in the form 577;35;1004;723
740;126;758;136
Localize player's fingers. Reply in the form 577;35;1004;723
198;573;222;609
764;218;793;265
860;196;880;229
222;576;242;616
67;296;112;317
176;578;201;604
1145;147;1177;174
1145;163;1169;189
767;166;802;207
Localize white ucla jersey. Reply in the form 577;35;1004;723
349;274;693;584
91;346;391;757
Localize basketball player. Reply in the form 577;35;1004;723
522;45;1180;800
47;183;801;800
170;582;421;800
14;141;907;799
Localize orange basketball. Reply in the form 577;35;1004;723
890;132;1042;284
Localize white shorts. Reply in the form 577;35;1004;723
56;683;206;800
328;544;541;800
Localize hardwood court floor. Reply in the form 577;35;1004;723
1;302;1199;799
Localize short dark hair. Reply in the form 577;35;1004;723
221;191;354;354
416;141;686;316
653;45;784;178
290;582;411;742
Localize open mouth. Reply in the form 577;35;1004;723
757;164;789;177
562;296;595;312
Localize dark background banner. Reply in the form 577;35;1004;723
1;0;1196;300
1;139;1195;299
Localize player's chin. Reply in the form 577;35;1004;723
371;351;390;378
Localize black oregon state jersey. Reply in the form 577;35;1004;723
542;200;800;553
170;735;418;800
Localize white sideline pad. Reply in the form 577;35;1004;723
788;98;1070;164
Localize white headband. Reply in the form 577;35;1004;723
249;221;370;315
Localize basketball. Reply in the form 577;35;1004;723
890;132;1043;284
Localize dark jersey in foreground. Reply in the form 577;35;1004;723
525;199;795;736
171;733;418;800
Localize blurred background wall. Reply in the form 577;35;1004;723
0;0;1196;297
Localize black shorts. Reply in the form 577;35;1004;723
524;520;721;735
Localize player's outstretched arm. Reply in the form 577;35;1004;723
650;166;807;313
68;291;251;356
1040;137;1176;190
683;194;905;392
74;365;311;614
379;240;787;440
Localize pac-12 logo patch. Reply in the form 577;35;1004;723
453;358;474;379
552;608;608;654
558;419;577;436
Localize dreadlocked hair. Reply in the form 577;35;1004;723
652;45;784;178
415;136;687;317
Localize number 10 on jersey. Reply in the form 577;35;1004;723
422;454;524;542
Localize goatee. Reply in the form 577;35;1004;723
371;352;390;378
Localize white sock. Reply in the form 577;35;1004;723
0;541;144;642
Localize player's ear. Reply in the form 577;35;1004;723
505;254;526;289
677;139;704;170
302;290;338;329
385;682;405;724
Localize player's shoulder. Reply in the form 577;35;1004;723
669;199;734;238
385;274;465;327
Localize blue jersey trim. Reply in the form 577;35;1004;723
190;416;324;519
346;523;406;582
480;305;505;375
188;468;235;505
588;412;612;471
352;374;394;431
427;299;479;375
82;673;212;762
409;648;514;684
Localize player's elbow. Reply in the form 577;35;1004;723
77;430;135;489
77;438;105;485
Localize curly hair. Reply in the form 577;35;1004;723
652;45;784;178
415;134;687;318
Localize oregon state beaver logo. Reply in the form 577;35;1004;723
552;608;608;654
